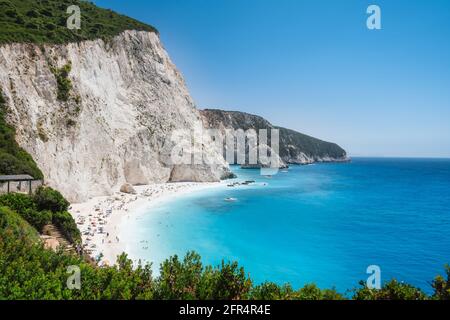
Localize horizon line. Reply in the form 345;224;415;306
347;155;450;160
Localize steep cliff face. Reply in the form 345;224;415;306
201;109;349;165
0;31;230;202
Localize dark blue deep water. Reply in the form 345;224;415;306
122;158;450;294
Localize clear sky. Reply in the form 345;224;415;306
94;0;450;157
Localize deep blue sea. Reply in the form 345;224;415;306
121;158;450;294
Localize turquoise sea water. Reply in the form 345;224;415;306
121;158;450;294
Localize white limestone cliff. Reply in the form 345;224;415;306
0;31;230;202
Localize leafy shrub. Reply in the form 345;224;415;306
0;192;36;213
0;188;78;244
156;252;204;299
50;63;72;101
0;151;42;178
21;208;52;231
353;279;427;300
45;22;56;30
432;265;450;300
25;9;39;18
40;9;53;17
5;9;17;18
155;251;252;300
205;260;253;300
52;211;80;244
295;284;343;300
24;22;38;30
250;282;289;300
15;15;25;24
0;193;51;231
0;211;449;302
0;90;43;179
34;186;69;212
0;0;158;45
0;206;39;241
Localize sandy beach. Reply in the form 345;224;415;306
69;182;222;265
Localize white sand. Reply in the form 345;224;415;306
69;182;223;265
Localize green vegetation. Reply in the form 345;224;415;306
0;207;448;300
34;185;69;212
0;182;448;300
0;186;80;244
0;206;39;242
353;279;427;300
277;126;347;160
0;89;43;178
0;0;446;301
0;0;157;45
0;193;51;231
0;211;449;301
50;62;72;101
432;266;450;300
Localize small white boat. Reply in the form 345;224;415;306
224;197;237;202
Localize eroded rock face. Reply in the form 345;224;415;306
0;31;230;202
200;109;349;166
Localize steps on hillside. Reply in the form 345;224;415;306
41;224;75;254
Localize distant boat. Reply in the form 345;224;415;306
224;197;237;202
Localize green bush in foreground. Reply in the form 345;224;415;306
0;190;449;300
0;208;449;300
0;193;51;232
352;279;427;300
34;186;80;244
0;206;39;242
432;265;450;300
34;186;70;213
0;187;79;243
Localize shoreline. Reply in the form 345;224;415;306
69;181;224;265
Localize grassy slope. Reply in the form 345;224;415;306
0;90;43;178
0;206;39;241
0;0;157;44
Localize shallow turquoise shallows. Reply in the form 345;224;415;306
121;158;450;294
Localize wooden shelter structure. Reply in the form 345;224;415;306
0;174;38;195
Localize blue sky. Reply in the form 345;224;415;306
94;0;450;157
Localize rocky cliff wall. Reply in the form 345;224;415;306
0;31;230;202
